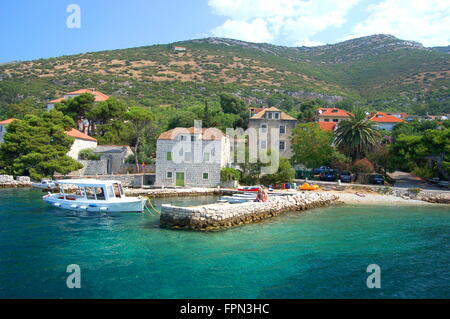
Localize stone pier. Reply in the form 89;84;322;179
160;192;340;231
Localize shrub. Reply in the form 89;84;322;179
79;148;101;161
220;167;241;182
352;158;375;174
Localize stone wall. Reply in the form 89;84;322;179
67;139;97;160
160;192;339;230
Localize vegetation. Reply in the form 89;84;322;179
0;111;82;179
334;108;381;160
260;158;295;185
78;148;101;161
220;167;241;181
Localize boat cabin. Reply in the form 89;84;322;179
56;179;125;201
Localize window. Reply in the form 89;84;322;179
267;112;273;119
180;135;186;141
191;135;195;141
261;140;267;149
279;141;285;150
107;185;115;198
332;109;338;113
113;183;122;198
274;112;280;119
261;124;267;133
167;171;173;178
166;152;172;161
324;118;330;122
279;125;286;134
85;187;96;200
0;126;2;132
203;173;209;180
95;187;106;200
333;119;339;122
203;152;210;161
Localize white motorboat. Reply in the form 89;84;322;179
42;179;147;213
32;179;57;190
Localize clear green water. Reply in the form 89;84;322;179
0;188;449;299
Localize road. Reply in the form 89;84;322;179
389;171;443;191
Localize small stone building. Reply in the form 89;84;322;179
155;127;230;187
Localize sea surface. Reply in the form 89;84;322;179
0;188;449;299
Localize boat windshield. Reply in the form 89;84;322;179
95;187;106;200
113;183;124;198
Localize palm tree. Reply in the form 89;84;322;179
334;108;381;160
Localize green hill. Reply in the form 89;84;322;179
0;34;449;114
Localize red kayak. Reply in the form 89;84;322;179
237;186;260;192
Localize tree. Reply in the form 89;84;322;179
3;97;45;119
203;99;213;127
260;158;295;185
291;123;338;168
126;107;156;172
56;93;95;125
220;93;246;114
296;99;324;122
0;111;82;180
220;167;241;181
86;97;128;136
334;108;381;160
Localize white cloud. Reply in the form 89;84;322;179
343;0;450;46
208;0;360;45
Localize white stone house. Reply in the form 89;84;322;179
369;112;405;131
65;128;98;160
155;127;230;187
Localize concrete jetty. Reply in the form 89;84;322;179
160;192;340;231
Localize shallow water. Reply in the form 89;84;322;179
0;188;449;299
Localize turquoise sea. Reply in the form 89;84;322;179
0;188;449;299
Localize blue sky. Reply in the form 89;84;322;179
1;0;449;63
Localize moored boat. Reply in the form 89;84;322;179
32;179;57;190
42;179;147;213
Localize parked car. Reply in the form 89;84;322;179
313;166;330;175
319;169;338;181
339;171;353;183
368;174;385;185
437;181;449;188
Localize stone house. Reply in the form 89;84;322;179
47;88;110;111
247;107;297;159
155;127;230;187
65;128;98;160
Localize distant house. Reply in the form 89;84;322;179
92;145;134;174
46;89;110;111
369;112;405;130
316;107;352;123
247;107;297;159
387;112;408;119
0;118;17;143
317;122;337;132
155;127;230;187
173;46;187;52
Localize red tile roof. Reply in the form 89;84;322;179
318;108;352;117
0;118;17;125
158;127;225;140
369;112;405;123
49;89;109;104
249;107;265;114
318;122;337;131
48;97;65;103
65;128;97;142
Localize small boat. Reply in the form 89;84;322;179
237;186;260;192
32;179;57;190
299;183;320;191
42;179;147;213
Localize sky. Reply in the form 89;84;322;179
0;0;449;63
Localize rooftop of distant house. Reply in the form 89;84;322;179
369;112;405;123
158;127;225;141
49;89;110;103
65;128;97;142
318;122;337;131
249;107;266;114
317;107;352;117
250;107;297;121
0;118;17;125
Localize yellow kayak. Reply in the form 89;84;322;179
299;183;320;191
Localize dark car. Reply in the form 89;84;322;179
368;174;385;185
319;169;338;181
339;171;353;183
313;166;330;175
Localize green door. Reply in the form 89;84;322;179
176;172;185;186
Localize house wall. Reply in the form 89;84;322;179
155;137;229;187
0;125;5;143
373;123;396;131
248;118;297;159
67;139;98;160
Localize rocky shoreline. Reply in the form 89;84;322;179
0;175;31;188
160;192;340;231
